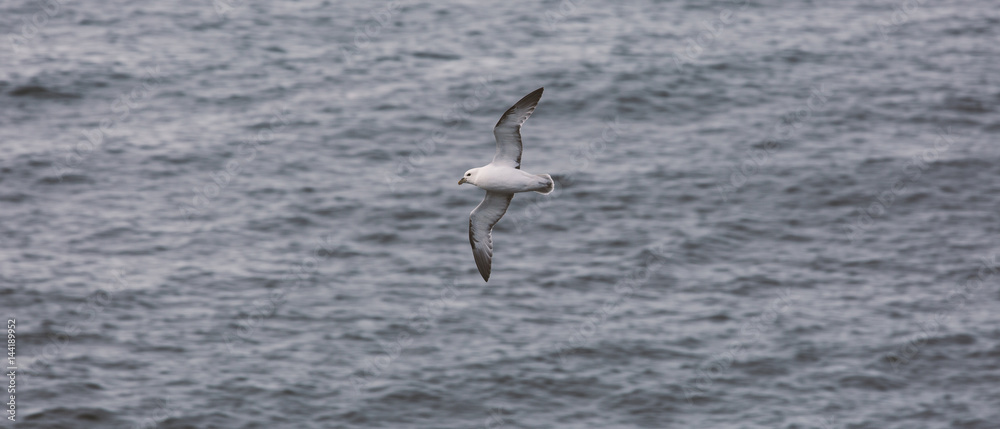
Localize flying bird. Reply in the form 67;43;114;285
458;87;553;282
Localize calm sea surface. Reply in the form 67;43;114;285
2;0;999;428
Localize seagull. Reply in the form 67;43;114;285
458;87;553;282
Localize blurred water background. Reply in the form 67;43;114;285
2;0;999;428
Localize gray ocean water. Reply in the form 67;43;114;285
2;0;1000;428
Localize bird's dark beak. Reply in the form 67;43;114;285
458;178;466;185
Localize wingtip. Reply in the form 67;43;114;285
493;87;545;133
519;87;544;105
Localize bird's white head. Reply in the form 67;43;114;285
458;168;480;186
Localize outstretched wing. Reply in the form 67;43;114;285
492;87;543;169
469;191;514;282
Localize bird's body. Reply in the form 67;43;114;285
462;164;553;194
458;87;551;281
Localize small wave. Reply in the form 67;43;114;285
412;51;462;60
0;192;29;203
23;407;119;428
8;85;81;99
942;95;992;114
839;373;906;391
356;232;400;244
39;173;93;185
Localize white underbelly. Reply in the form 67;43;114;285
478;167;542;193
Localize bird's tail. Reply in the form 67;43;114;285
535;174;554;195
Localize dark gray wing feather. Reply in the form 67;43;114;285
469;191;514;282
492;87;543;169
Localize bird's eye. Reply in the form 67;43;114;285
466;173;471;176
